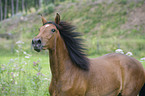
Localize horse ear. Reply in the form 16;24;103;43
55;13;60;24
41;15;47;25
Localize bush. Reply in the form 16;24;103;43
43;3;55;14
119;0;127;4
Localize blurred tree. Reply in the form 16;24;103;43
0;0;3;21
11;0;14;16
0;0;67;21
4;0;7;19
35;0;38;9
38;0;41;8
24;0;27;13
52;0;54;3
16;0;18;13
22;0;24;12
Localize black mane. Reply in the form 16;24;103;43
44;21;89;71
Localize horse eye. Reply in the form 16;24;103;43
51;29;56;32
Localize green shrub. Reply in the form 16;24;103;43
43;3;55;14
119;0;127;4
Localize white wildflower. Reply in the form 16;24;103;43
25;56;30;58
44;78;50;81
15;81;17;85
21;68;25;71
16;40;24;44
140;57;145;61
23;51;27;54
115;49;124;54
10;59;15;62
126;52;133;56
15;50;19;53
25;62;27;65
14;73;19;77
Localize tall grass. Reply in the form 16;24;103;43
0;41;51;96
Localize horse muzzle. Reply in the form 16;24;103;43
32;38;42;52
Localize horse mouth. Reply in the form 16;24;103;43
34;48;41;52
33;46;47;52
32;45;42;52
42;46;47;50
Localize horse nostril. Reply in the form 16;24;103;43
32;38;41;45
37;39;41;44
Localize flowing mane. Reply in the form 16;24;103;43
44;21;89;71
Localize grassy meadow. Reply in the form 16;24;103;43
0;0;145;96
0;50;145;96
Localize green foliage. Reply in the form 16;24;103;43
86;37;145;58
0;42;50;96
119;0;127;4
43;4;55;14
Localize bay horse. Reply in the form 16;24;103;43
32;13;145;96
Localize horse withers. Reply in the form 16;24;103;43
32;13;145;96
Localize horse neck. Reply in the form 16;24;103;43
48;36;71;80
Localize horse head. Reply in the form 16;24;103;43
32;13;60;52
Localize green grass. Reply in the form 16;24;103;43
0;52;51;96
142;62;145;68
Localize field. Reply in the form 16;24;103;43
1;0;145;96
1;51;145;96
